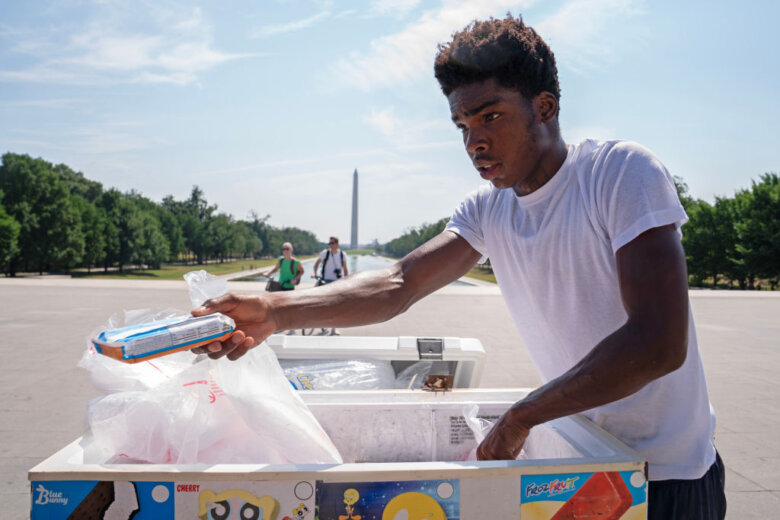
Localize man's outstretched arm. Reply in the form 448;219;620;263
478;224;690;459
192;231;482;360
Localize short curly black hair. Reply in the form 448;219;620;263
434;14;560;104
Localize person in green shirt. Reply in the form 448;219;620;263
266;242;303;290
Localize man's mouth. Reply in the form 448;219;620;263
475;161;501;181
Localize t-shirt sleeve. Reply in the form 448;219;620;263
596;141;688;254
445;187;489;263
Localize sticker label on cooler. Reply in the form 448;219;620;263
316;479;460;519
31;481;174;519
520;470;647;519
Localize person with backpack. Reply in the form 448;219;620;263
311;236;349;335
266;242;303;291
312;236;349;285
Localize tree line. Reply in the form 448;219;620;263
377;174;779;290
0;153;322;276
378;217;450;259
1;152;777;287
676;174;779;290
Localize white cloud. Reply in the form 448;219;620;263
249;11;331;38
69;128;156;155
561;125;617;144
535;0;646;74
0;98;84;109
330;0;534;90
330;0;646;90
369;0;424;18
0;3;252;85
365;107;399;137
364;105;456;148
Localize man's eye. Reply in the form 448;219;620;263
485;112;500;122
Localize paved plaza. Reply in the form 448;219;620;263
1;276;778;518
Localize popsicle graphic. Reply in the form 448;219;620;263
551;471;632;519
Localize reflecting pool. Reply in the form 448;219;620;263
238;254;475;286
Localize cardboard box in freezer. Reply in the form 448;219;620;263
29;388;647;519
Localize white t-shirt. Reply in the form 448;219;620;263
318;248;348;281
445;139;716;481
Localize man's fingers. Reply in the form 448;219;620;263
227;336;256;361
191;304;216;317
193;330;244;359
191;293;240;317
476;417;530;460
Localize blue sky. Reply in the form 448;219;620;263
1;0;778;244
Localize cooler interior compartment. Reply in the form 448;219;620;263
29;389;648;519
267;335;485;389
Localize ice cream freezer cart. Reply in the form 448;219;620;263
29;388;647;519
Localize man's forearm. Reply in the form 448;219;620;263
506;316;688;432
270;233;480;332
270;265;412;330
509;225;691;430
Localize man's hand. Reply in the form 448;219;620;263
477;408;532;460
190;293;276;360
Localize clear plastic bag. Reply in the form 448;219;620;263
183;269;227;308
84;345;342;464
79;269;343;465
461;405;571;461
461;404;496;461
280;359;396;390
78;308;199;394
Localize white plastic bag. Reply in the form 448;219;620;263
78;308;199;394
80;269;343;465
461;405;573;461
78;269;228;394
461;404;496;461
183;269;227;308
84;343;342;464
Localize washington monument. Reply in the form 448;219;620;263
350;168;358;249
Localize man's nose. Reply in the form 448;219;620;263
465;127;489;155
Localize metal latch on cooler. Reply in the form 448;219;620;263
417;338;443;360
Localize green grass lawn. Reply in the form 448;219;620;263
344;248;376;255
71;254;498;284
72;259;279;280
466;265;497;284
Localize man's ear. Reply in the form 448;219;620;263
534;92;559;123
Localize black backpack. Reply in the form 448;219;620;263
321;249;345;279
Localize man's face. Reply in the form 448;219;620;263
329;240;338;251
448;78;547;196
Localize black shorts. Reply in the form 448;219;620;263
648;451;726;520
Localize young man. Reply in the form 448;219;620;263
193;15;724;518
312;236;349;284
311;236;349;335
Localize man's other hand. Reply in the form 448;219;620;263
477;408;532;460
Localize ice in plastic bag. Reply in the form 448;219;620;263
280;359;396;390
79;269;342;464
461;405;578;461
84;343;342;464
